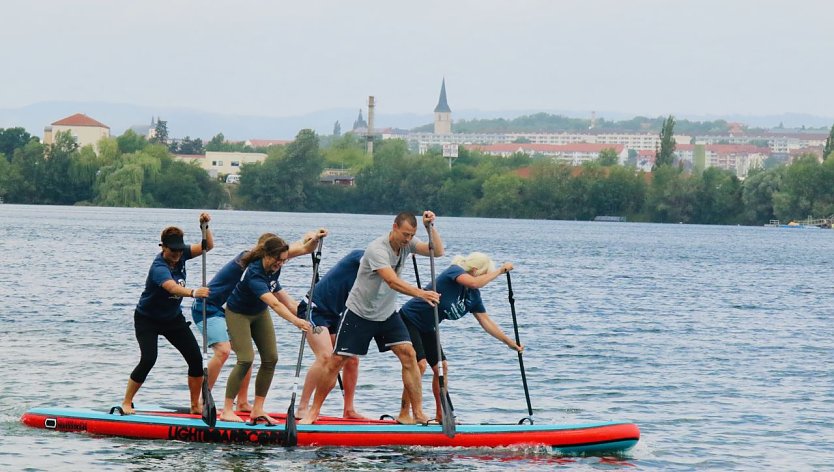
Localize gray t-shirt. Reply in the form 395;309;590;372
345;233;420;321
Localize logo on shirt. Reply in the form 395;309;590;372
444;295;469;321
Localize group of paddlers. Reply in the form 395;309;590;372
121;211;522;426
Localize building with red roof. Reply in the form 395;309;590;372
43;113;110;152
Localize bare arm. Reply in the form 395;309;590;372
274;289;299;316
473;312;523;352
414;211;444;257
161;280;209;298
260;290;311;332
190;212;214;256
377;266;440;306
455;263;513;289
288;228;328;259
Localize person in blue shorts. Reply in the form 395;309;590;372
191;228;327;413
121;212;214;415
218;234;312;425
397;252;522;423
300;211;444;425
295;249;366;419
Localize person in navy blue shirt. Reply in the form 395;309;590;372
398;252;522;423
296;249;366;420
121;213;214;415
218;235;312;425
190;229;327;413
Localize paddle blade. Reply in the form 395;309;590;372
440;388;456;438
285;393;298;447
201;369;216;428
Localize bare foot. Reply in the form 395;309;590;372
414;415;430;424
121;403;135;415
298;413;318;425
343;410;368;420
190;405;203;415
219;412;244;423
396;415;415;425
236;401;253;413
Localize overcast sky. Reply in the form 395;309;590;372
3;0;833;120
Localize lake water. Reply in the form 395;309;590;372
1;205;832;471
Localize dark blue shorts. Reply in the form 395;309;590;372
402;312;446;367
297;300;341;335
333;309;412;356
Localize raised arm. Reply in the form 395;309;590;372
190;212;214;256
455;263;514;289
414;211;444;257
376;266;440;306
288;228;328;259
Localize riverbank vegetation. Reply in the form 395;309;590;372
1;125;833;226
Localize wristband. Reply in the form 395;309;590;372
190;289;195;298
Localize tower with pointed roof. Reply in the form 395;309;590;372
353;109;367;131
434;79;452;135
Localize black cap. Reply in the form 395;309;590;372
161;234;187;250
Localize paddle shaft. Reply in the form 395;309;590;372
506;271;533;420
425;221;455;437
199;219;216;428
201;222;208;353
293;239;324;378
412;253;421;289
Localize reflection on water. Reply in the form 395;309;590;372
1;205;833;470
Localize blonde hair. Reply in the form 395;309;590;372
452;252;495;276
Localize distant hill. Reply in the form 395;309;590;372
0;101;434;141
1;101;831;140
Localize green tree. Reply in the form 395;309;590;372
692;167;742;224
645;165;697;223
475;173;524;218
150;119;169;145
237;129;324;211
7;140;47;203
0;127;34;162
597;148;619;166
741;167;783;224
771;154;821;221
823;123;834;161
654;115;676;169
117;129;148;154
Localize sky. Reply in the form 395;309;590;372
3;0;834;121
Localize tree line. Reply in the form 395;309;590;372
2;121;834;226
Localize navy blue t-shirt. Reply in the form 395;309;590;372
192;251;245;323
136;246;195;321
311;249;363;316
400;265;486;333
226;258;283;316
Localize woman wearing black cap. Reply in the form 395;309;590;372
120;212;214;415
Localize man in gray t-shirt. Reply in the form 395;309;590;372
300;211;444;425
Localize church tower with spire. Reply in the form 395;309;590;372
433;78;452;135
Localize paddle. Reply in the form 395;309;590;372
506;271;534;425
425;221;455;438
412;253;421;289
199;219;217;428
286;238;324;446
413;252;456;415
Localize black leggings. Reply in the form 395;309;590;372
130;311;203;384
